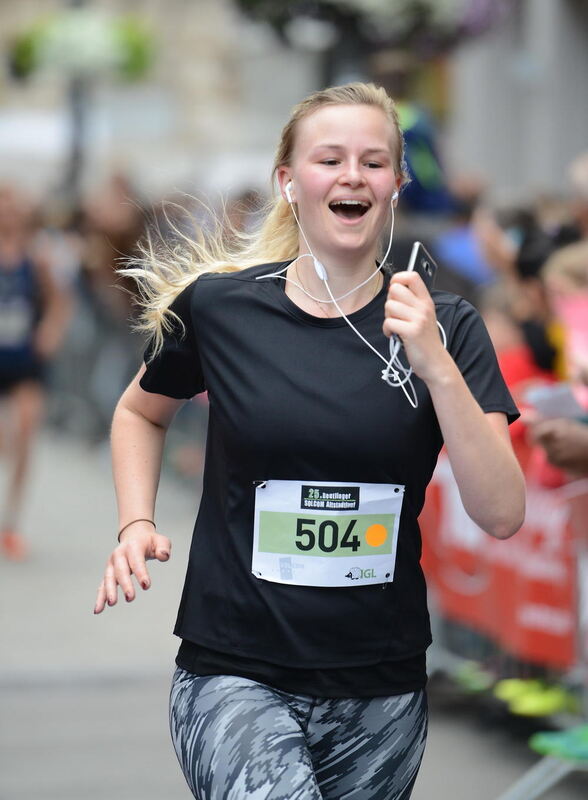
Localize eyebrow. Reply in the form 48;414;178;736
311;145;391;157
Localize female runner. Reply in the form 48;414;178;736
95;83;525;799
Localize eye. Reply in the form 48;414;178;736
321;159;340;166
365;161;383;169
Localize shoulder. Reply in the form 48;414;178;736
431;289;468;309
197;262;289;286
432;290;480;323
192;261;289;305
173;261;288;318
431;290;492;356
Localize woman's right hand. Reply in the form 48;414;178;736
94;524;172;614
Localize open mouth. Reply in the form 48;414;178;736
328;199;370;220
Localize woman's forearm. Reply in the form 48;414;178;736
111;401;167;530
426;355;525;539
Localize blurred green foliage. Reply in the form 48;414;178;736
8;11;155;81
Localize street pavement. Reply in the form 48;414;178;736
1;429;587;799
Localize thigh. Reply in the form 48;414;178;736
169;668;323;800
309;690;428;800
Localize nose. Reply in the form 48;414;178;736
339;159;365;187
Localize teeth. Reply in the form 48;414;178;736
331;200;369;208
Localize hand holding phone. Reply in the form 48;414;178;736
388;242;439;358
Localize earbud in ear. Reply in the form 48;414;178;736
285;181;294;204
391;190;399;202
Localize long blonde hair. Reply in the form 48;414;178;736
124;82;409;354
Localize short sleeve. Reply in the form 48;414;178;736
448;298;520;424
139;281;205;399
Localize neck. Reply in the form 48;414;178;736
286;248;382;317
297;241;380;296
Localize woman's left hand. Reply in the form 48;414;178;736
382;271;447;382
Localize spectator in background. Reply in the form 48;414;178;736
0;186;71;559
526;240;588;477
371;51;455;216
475;204;565;377
542;240;588;383
478;278;556;469
81;172;146;436
83;171;144;322
528;418;588;476
431;175;496;304
566;151;588;243
497;150;588;377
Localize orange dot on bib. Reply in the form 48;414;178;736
365;524;388;547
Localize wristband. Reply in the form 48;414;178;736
118;518;155;543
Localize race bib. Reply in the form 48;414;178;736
252;479;404;588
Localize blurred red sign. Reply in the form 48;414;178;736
420;448;586;669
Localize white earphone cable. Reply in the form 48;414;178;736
256;187;447;407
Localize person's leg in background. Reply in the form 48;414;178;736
1;380;44;560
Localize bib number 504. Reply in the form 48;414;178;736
295;518;360;553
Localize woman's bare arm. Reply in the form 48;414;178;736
94;366;186;613
384;271;525;539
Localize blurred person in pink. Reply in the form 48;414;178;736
567;152;588;242
0;187;71;559
526;240;588;477
474;204;569;379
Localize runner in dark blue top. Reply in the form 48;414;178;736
0;186;70;560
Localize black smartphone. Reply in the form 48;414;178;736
406;241;438;292
388;241;438;359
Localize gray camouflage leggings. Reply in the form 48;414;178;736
169;667;427;799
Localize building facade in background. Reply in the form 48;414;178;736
0;0;586;205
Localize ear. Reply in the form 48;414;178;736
392;177;402;207
277;168;294;204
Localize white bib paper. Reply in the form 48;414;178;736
252;479;404;588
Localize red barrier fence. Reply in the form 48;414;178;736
420;445;588;671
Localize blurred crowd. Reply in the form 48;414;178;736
0;173;266;557
431;151;588;484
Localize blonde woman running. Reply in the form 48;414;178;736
95;83;525;799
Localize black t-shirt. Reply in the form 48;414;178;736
140;262;519;697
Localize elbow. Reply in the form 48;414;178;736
487;517;524;540
484;499;526;540
465;489;526;540
487;466;527;540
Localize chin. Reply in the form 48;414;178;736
328;241;374;264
